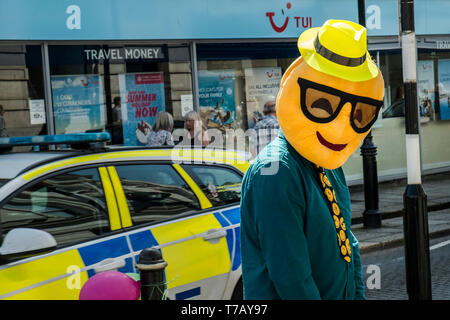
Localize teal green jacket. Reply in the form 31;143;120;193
240;133;365;300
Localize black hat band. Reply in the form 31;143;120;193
314;36;366;67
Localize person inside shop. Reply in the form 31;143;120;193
253;98;280;155
181;111;209;147
111;96;123;144
240;19;385;300
425;98;433;118
0;105;8;137
146;111;174;147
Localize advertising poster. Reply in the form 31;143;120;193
244;67;282;128
180;94;194;117
119;72;166;146
438;59;450;120
198;70;236;130
29;99;46;125
417;60;435;121
51;75;105;134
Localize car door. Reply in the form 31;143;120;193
180;163;244;296
0;165;133;300
109;162;233;299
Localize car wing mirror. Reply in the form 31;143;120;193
0;228;57;262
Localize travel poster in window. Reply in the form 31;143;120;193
119;72;166;146
51;74;105;134
244;67;281;129
198;69;236;131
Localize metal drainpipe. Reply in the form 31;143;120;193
190;41;200;113
41;43;55;138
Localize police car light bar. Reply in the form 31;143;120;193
0;132;111;149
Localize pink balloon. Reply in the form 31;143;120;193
79;271;140;300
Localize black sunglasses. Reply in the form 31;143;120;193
297;77;383;134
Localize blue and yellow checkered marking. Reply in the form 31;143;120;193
77;236;133;277
0;210;240;299
129;230;159;252
0;249;88;300
0;236;133;299
2;143;250;300
175;287;201;300
220;208;241;271
150;213;231;289
213;212;235;268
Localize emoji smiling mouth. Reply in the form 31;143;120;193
316;131;347;151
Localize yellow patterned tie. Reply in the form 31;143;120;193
316;165;351;263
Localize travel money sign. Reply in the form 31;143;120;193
84;47;164;62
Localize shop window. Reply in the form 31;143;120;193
0;168;109;247
114;164;200;225
374;50;404;119
0;45;46;145
376;49;450;122
343;48;450;181
48;44;192;146
418;49;450;171
196;42;298;134
342;49;408;180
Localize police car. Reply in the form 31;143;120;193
0;133;249;300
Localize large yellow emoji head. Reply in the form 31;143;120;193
277;19;385;169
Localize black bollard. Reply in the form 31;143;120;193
361;132;382;228
358;0;381;228
403;184;431;299
400;0;431;300
136;248;168;300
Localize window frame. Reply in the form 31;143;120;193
45;42;194;138
0;159;245;245
180;162;244;208
108;160;204;229
0;163;115;249
98;160;243;231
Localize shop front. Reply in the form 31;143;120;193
0;0;449;183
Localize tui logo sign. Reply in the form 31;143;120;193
265;2;312;33
266;70;281;79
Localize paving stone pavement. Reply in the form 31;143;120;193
350;171;450;221
353;208;450;253
349;171;450;253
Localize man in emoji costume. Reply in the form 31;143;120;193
240;20;384;299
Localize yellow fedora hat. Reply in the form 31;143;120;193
297;19;379;82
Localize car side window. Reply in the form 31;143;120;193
114;164;201;225
182;165;243;207
0;168;109;247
